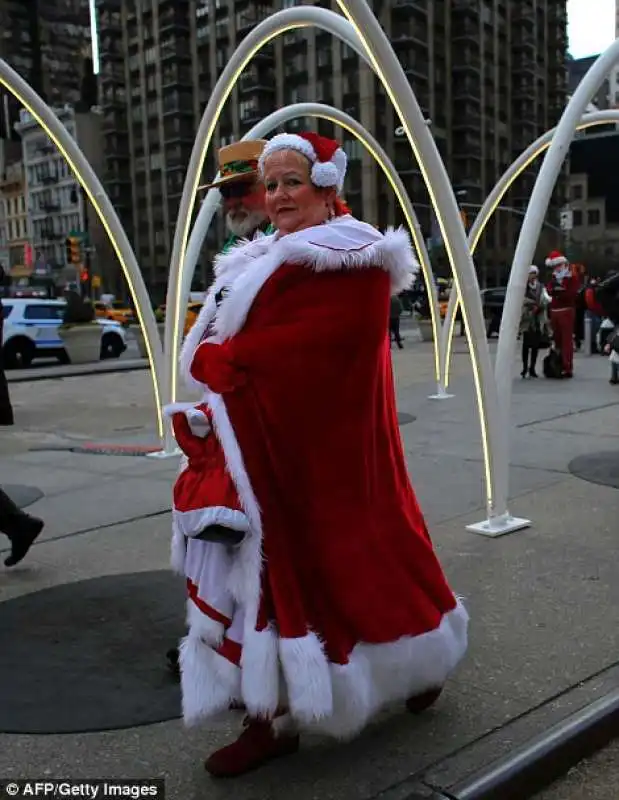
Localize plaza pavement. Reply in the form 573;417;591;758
0;334;618;799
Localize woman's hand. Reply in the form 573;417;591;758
190;342;247;394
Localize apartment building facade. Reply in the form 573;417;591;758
97;0;569;296
0;160;29;276
0;0;93;152
14;106;119;292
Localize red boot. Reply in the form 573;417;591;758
205;717;299;778
406;687;442;714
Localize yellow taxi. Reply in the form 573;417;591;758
155;302;203;336
94;300;134;326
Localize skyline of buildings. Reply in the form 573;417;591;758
5;0;617;295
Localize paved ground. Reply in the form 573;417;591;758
0;333;618;799
535;739;619;799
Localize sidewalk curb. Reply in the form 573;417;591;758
7;360;148;383
438;689;619;799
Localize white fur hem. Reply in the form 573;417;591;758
545;255;568;267
173;506;250;538
180;600;469;738
179;635;241;725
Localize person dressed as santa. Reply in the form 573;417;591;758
168;130;469;778
545;250;581;378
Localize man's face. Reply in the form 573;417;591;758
221;178;267;237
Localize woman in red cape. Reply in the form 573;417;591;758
168;131;469;777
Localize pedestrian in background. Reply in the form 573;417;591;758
519;265;550;379
389;293;404;349
545;250;580;379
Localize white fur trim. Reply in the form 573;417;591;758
204;218;418;347
545;255;568;267
259;133;317;173
279;631;333;725
311;160;340;189
179;288;219;392
163;403;211;438
186;596;225;647
173;506;250;538
170;528;186;575
179;635;241;725
241;626;281;717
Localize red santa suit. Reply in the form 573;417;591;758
174;214;468;740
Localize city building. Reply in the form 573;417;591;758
0;0;94;155
567;128;619;272
568;55;610;109
14;106;120;294
0;160;29;279
97;0;569;294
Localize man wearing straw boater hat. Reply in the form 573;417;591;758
165;139;272;680
199;139;273;251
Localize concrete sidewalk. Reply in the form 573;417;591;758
0;340;617;799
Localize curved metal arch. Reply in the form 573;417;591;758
440;110;619;389
333;0;505;525
492;43;619;519
176;102;441;399
0;59;166;443
164;7;375;414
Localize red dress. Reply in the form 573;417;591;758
173;217;468;739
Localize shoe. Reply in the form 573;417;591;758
205;717;299;777
3;510;44;568
520;368;527;378
529;368;538;378
406;687;443;714
166;647;180;680
610;379;619;386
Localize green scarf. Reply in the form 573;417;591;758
220;222;275;256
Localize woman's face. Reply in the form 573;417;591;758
263;149;336;235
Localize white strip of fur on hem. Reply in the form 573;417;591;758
180;599;469;737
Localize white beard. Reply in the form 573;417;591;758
226;209;268;239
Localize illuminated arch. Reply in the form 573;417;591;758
0;59;166;444
440;110;619;390
165;4;504;533
177;102;441;395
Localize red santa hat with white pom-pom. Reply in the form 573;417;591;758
258;131;348;192
545;249;568;268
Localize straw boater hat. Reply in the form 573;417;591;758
198;139;268;192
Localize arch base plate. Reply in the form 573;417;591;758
466;513;531;538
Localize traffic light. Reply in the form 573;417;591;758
65;236;81;264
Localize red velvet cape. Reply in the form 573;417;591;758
178;218;468;737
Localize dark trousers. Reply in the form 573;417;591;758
389;318;403;348
611;362;619;383
522;330;540;374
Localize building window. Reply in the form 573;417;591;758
588;208;600;225
573;209;582;226
571;184;583;200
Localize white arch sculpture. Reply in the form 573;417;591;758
489;43;619;531
440;109;619;391
0;59;166;443
165;3;509;534
176;102;439;395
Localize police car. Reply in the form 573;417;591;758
1;298;127;368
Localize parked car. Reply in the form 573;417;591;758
1;298;127;368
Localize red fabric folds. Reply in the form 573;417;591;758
190;262;458;666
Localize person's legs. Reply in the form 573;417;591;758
390;318;403;348
563;308;575;375
521;334;530;377
0;487;44;567
529;340;540;377
611;362;619;385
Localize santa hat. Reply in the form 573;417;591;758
545;250;568;268
258;131;347;192
528;265;539;275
